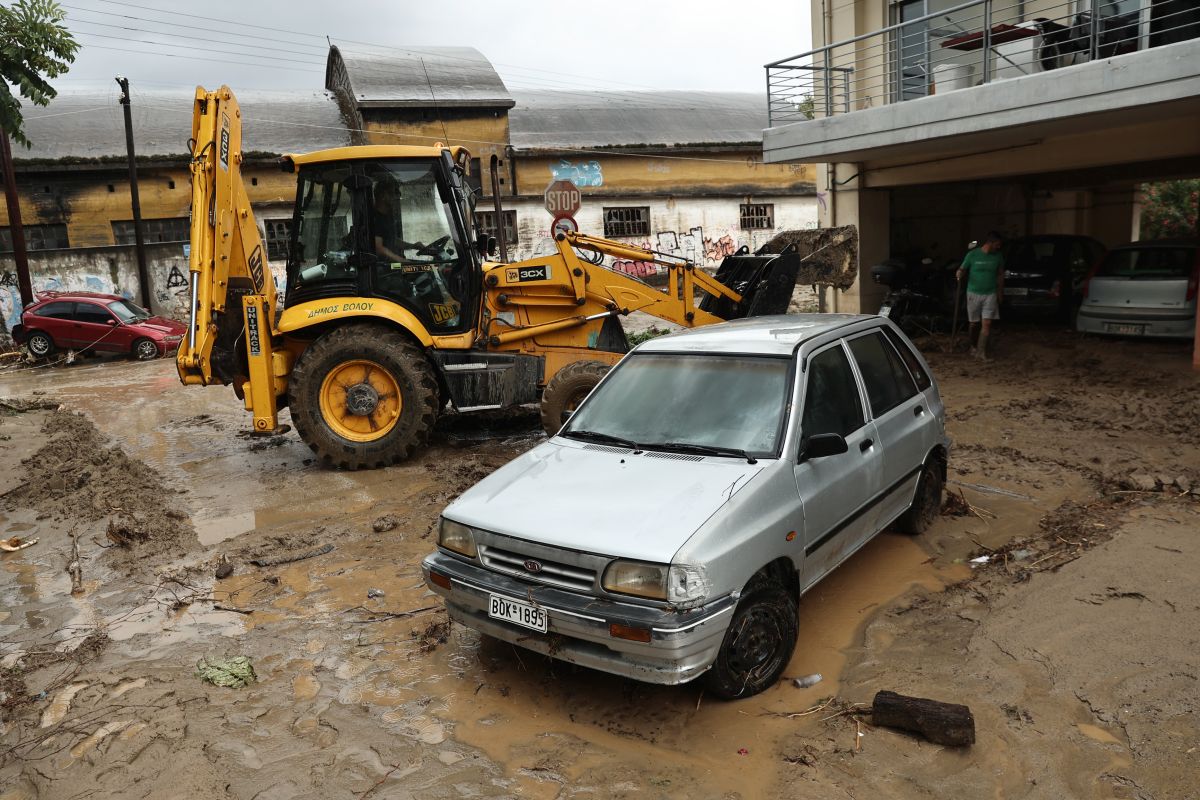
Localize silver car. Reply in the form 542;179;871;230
422;315;949;699
1076;240;1199;339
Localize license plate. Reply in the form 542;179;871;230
488;594;548;633
877;304;892;318
1005;287;1028;297
1104;323;1145;335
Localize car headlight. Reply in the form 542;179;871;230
603;560;667;600
667;564;710;608
438;517;477;558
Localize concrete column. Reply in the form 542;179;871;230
823;164;889;314
1087;186;1139;247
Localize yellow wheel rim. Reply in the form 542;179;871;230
318;359;403;443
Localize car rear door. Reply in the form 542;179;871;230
845;328;927;530
793;340;882;590
30;301;79;346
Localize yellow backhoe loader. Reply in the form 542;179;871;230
177;86;800;469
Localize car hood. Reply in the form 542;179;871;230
444;439;766;564
136;317;186;335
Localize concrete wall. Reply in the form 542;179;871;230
0;241;290;333
514;151;815;197
502;195;819;276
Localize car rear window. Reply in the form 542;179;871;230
882;327;932;392
74;303;114;324
1096;247;1195;280
847;331;919;417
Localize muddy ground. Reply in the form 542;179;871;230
0;325;1198;800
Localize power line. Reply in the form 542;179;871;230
65;15;330;60
74;41;326;74
60;2;325;51
73;31;325;68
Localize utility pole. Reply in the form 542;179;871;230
116;75;152;309
0;131;34;308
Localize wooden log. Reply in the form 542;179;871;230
871;690;975;746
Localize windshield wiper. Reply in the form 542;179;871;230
561;429;641;450
642;441;758;464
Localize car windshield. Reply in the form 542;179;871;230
107;299;150;322
562;353;792;457
1096;247;1195;280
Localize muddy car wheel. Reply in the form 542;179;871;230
26;331;54;358
704;576;797;699
288;324;439;470
539;360;610;435
897;460;944;535
133;338;160;360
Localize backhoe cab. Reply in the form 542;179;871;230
179;86;800;469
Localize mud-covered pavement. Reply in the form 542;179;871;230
1;328;1198;800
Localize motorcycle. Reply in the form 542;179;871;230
871;253;960;335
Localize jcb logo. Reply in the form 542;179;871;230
219;114;231;173
507;265;550;283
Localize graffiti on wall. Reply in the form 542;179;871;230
549;159;603;188
608;226;740;279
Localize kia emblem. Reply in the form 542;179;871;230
523;559;542;573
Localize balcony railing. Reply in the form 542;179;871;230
766;0;1200;127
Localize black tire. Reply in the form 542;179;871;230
703;575;798;700
288;324;439;470
26;331;55;358
897;458;944;535
132;338;160;361
539;360;610;435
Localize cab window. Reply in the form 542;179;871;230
801;344;865;440
847;331;918;417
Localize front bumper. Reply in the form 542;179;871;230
422;551;736;685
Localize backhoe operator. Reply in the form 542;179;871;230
371;177;423;261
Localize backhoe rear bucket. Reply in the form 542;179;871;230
699;246;800;320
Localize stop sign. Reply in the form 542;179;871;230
544;180;581;217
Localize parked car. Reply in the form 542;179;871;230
423;314;948;699
1076;239;1200;339
13;292;186;360
1000;235;1105;319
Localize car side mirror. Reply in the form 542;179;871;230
477;235;498;257
800;433;848;461
106;319;118;326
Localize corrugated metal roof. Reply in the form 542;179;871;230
508;90;767;150
15;89;350;161
328;45;514;108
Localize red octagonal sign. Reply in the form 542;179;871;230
544;179;582;217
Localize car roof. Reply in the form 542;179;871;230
635;314;875;356
31;291;124;304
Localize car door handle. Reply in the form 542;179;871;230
914;405;924;417
859;438;873;452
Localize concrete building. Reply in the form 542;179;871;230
763;0;1200;314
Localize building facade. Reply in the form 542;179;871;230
763;0;1200;313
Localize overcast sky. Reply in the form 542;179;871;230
52;0;812;96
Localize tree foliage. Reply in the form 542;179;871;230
1139;179;1200;240
0;0;78;148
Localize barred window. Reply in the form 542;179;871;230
474;209;517;245
264;219;292;262
740;203;775;230
0;223;69;251
112;217;189;244
602;206;650;238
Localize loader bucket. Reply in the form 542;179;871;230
699;245;800;320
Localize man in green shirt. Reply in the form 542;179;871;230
956;231;1005;360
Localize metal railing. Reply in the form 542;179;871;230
766;0;1200;126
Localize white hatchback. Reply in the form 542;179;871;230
423;315;949;698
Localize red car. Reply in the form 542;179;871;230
14;292;186;360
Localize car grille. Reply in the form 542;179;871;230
479;544;597;592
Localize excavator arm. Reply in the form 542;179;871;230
177;85;285;434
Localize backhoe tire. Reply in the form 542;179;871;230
288;324;439;470
539;360;610;436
